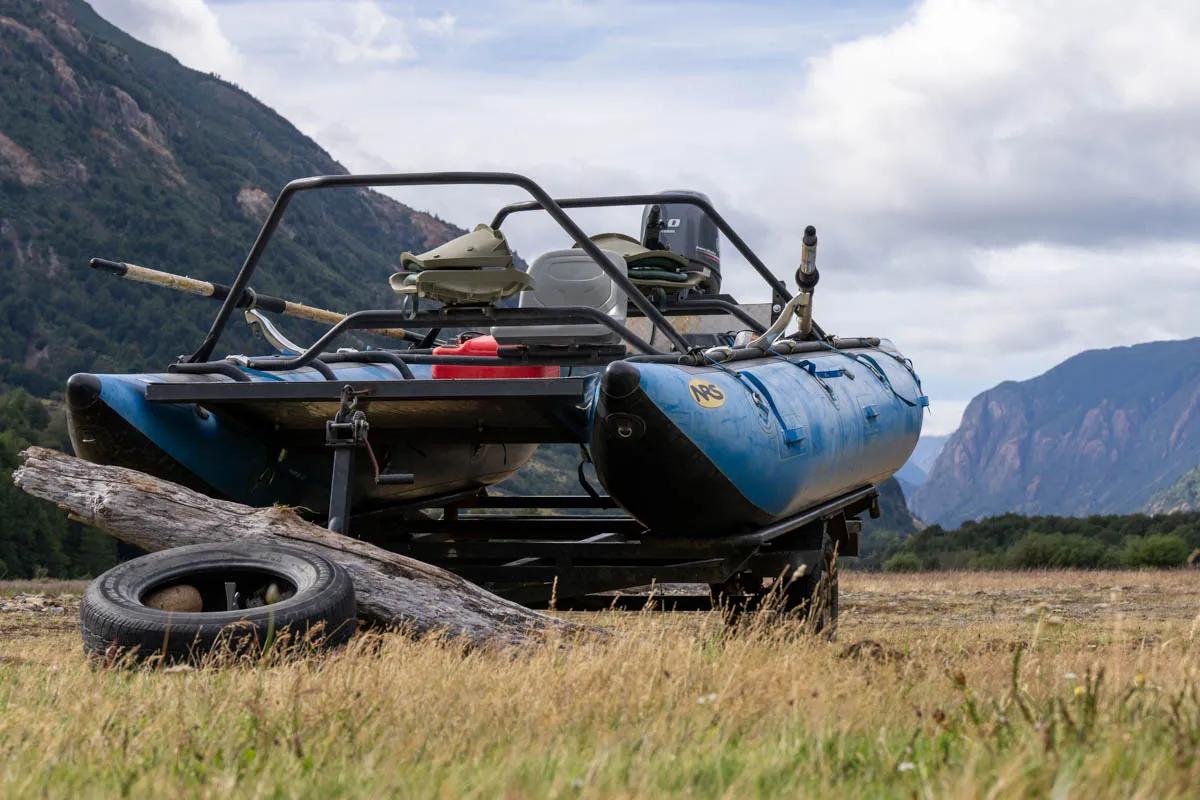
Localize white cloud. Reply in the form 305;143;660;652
90;0;241;78
793;0;1200;252
416;12;457;38
320;1;416;64
922;399;968;437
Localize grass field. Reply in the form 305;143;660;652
1;571;1198;798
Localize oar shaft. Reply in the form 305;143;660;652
89;258;421;342
90;258;219;298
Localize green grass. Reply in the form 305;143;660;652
1;570;1198;798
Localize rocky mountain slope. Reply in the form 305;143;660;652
913;338;1200;528
0;0;457;393
1145;466;1200;514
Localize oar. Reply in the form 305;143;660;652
89;258;423;343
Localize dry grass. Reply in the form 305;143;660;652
1;570;1198;798
0;579;87;597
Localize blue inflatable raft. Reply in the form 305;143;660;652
66;171;927;609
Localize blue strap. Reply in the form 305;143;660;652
763;346;840;401
796;359;846;380
700;353;806;445
816;342;927;408
738;370;807;446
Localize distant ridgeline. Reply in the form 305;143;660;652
914;338;1200;528
0;0;458;395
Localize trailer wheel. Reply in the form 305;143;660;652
784;532;838;635
81;543;356;663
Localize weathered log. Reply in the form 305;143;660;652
13;447;588;647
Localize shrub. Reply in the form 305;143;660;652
1120;534;1190;568
883;552;923;572
1006;532;1112;569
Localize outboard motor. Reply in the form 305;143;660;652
641;191;721;294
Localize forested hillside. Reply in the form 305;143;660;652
0;389;114;576
0;0;457;394
0;0;463;574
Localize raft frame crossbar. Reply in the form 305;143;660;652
185;173;800;365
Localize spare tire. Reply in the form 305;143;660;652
81;543;356;662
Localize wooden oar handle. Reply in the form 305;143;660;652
89;258;419;342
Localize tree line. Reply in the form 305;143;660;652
859;511;1200;572
0;389;117;578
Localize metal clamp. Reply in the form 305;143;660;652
325;386;414;536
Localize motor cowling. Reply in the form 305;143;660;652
641;191;721;294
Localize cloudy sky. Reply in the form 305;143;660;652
90;0;1200;435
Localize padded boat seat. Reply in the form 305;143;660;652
492;249;627;345
391;223;532;305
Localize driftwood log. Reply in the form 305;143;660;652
13;447;588;647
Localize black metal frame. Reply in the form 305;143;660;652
189;172;707;363
146;376;590;404
184;172;813;369
360;485;877;607
175;300;774;379
490;192;794;312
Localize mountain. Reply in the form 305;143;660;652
913;338;1200;528
0;0;458;394
1145;466;1200;514
894;433;949;492
870;476;919;535
894;462;925;496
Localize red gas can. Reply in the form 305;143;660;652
431;335;558;379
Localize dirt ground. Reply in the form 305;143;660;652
841;570;1200;628
3;570;1195;643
